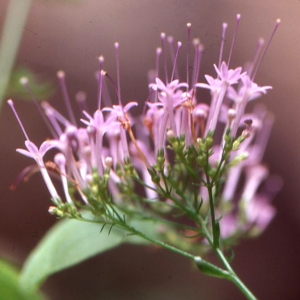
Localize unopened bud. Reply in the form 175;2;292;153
166;129;174;139
105;156;113;168
48;206;64;217
228;108;236;121
193;108;207;120
241;129;251;138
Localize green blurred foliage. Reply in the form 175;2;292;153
6;67;55;101
0;258;44;300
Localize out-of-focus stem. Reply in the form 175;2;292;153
0;0;32;106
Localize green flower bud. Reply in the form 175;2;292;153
194;257;230;279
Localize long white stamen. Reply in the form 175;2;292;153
7;99;30;140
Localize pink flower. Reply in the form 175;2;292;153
17;140;61;205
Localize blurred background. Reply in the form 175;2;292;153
0;0;300;299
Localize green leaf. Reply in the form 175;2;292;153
20;214;162;291
0;258;43;300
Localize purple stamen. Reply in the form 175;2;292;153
7;99;30;141
57;70;77;126
167;36;178;80
227;14;241;66
114;43;122;107
186;23;191;88
170;41;182;82
252;19;281;80
218;23;228;69
191;38;203;87
155;47;162;80
75;91;88;114
20;77;57;138
97;67;104;110
160;32;169;84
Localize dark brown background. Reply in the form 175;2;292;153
0;0;299;299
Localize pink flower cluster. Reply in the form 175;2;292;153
9;16;281;239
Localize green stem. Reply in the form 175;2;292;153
205;171;218;246
215;248;257;300
80;212;196;260
230;275;257;300
0;0;32;106
188;212;257;299
133;218;256;299
107;205;256;299
122;221;195;260
80;209;256;299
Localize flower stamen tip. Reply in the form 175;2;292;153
57;70;65;78
20;77;28;86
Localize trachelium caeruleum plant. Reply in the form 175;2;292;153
9;15;281;299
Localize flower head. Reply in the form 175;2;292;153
9;16;281;248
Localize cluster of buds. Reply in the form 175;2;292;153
9;15;281;250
